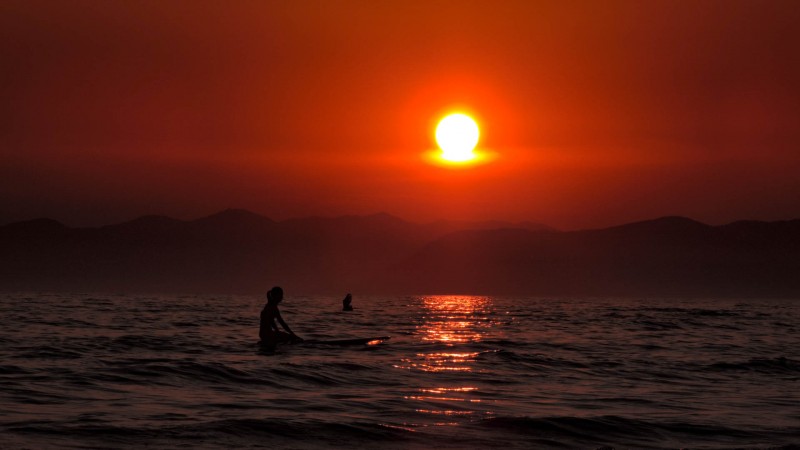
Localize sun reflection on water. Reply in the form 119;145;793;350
400;352;480;372
418;295;493;346
396;295;499;427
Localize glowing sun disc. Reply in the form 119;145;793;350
436;113;480;162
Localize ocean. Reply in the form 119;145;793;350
0;293;797;449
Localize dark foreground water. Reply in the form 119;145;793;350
0;293;797;449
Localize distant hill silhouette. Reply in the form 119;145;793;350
1;210;798;296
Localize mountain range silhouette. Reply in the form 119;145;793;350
2;209;798;296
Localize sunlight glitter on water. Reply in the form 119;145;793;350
412;352;481;372
398;296;495;373
400;296;499;423
418;295;493;345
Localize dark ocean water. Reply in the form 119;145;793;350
0;293;797;449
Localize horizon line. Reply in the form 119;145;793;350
3;207;799;233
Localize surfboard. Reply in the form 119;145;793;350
302;336;390;346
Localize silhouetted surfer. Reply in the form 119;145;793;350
342;293;353;311
259;286;302;350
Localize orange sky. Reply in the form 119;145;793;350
2;0;799;229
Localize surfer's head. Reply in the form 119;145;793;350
267;286;284;305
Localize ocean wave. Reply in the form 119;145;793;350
102;360;283;387
268;363;385;388
476;415;798;449
641;307;740;317
110;335;183;352
709;357;799;374
484;349;590;371
5;418;415;447
632;318;684;330
0;364;31;375
14;345;84;359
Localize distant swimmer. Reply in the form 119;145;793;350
342;293;353;311
259;286;302;349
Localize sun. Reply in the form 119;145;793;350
436;113;480;162
424;111;495;168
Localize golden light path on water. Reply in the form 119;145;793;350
395;295;498;427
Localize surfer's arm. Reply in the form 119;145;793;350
276;311;301;338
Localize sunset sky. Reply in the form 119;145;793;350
2;0;799;230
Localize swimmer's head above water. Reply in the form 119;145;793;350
267;286;284;305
